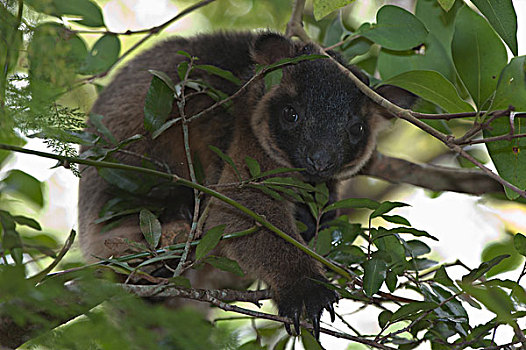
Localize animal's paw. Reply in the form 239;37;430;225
277;276;338;340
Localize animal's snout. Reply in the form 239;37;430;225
306;150;335;173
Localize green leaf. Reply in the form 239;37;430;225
28;23;88;104
148;70;176;91
312;0;354;20
13;215;42;231
264;69;283;92
137;252;181;268
341;37;373;61
323;16;346;47
314;183;329;207
452;5;508;109
89;113;117;144
80;34;120;74
144;75;175;134
373;228;406;264
370;201;409;219
484;279;526;306
471;0;518;56
381;70;474;113
273;335;291;350
177;50;192;59
26;0;105;27
381;214;411;226
0;5;23;77
300;328;323;349
481;240;523;278
209;145;241;181
194;64;241;85
139;209;161;250
415;0;463;60
434;266;455;288
514;233;526;256
252;184;284;201
203;255;244;276
404;240;431;257
151;119;179;140
323;198;380;213
391;302;437;322
437;0;455;12
462;254;510;283
357;5;428;51
177;61;190;81
378;34;455;83
329;245;366;265
407;258;438;271
245;157;260;178
257;167;304;178
315;228;333;255
54;0;104;27
195;225;226;261
0;170;44;208
461;284;515;323
385;270;398;292
388;227;438;241
0;211;23;264
98;167;162;195
362;258;387;297
483;56;526;200
170;276;191;289
424;284;468;331
378;310;393;328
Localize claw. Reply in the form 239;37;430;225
293;311;301;336
326;303;335;323
285;322;292;336
312;314;320;340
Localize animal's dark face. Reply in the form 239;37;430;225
250;33;415;182
265;54;371;182
251;36;381;182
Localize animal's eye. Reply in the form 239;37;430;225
282;106;299;123
349;121;365;138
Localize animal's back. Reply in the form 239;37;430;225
79;32;258;260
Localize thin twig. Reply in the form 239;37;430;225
460;132;526;145
173;56;200;277
27;230;76;284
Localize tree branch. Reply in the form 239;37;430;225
120;284;272;304
285;0;310;41
358;151;503;195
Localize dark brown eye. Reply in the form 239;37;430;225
282;106;299;123
349;121;365;139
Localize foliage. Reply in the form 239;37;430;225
0;0;525;349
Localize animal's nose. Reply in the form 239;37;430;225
306;150;334;173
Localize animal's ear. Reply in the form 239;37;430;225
252;33;294;65
373;84;417;119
